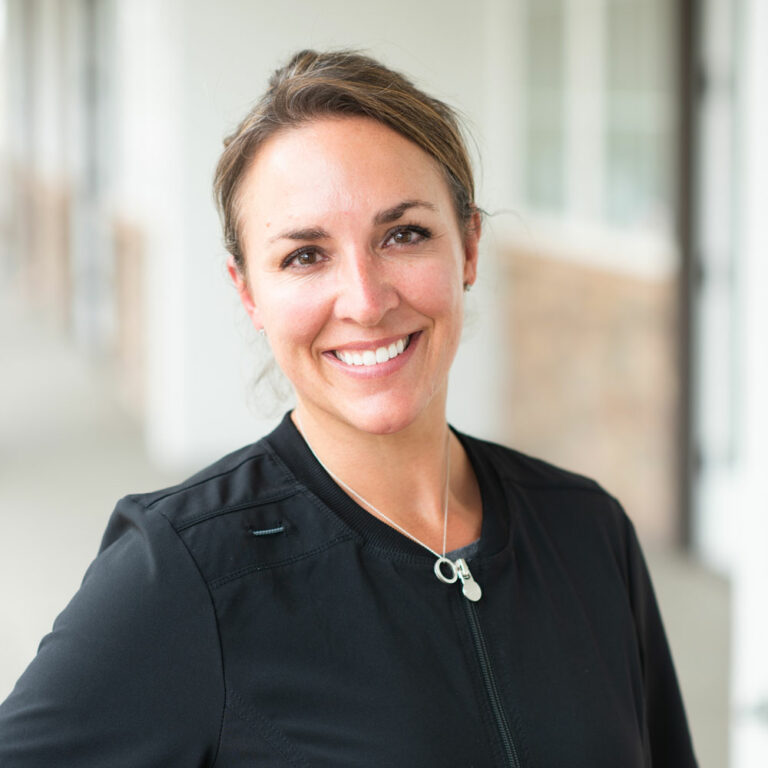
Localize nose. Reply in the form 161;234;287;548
333;249;399;326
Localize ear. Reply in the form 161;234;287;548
227;256;263;330
462;210;482;288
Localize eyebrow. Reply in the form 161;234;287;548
268;226;329;245
268;200;437;244
373;199;437;225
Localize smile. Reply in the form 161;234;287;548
333;335;412;367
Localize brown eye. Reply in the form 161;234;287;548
384;225;432;248
282;248;324;269
296;251;317;266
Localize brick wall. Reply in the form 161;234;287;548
501;246;680;545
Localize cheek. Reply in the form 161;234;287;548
400;259;464;321
258;282;330;350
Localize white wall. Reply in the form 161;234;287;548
692;0;768;764
730;1;768;764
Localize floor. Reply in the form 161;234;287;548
0;285;730;766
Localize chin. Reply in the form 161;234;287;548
338;397;434;437
344;412;411;436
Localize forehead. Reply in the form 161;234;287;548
237;116;453;230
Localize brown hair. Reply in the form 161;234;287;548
213;49;477;273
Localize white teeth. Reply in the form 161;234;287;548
334;335;411;367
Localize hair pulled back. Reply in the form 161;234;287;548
213;49;477;272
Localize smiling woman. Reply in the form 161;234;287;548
0;49;698;767
230;116;478;444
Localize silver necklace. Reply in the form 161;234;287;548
295;413;482;601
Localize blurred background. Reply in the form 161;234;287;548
0;0;766;765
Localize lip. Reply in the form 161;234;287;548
323;331;421;378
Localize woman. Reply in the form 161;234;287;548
0;50;697;766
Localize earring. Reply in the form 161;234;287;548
258;328;266;337
463;282;472;293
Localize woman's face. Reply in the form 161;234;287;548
231;116;479;436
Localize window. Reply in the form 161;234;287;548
524;0;566;211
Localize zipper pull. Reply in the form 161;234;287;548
456;558;482;602
433;556;483;601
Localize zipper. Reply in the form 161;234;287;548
434;556;483;601
462;596;522;768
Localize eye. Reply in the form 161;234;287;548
383;225;432;248
281;247;324;269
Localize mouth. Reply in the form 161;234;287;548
332;334;413;367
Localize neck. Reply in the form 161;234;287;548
292;398;481;553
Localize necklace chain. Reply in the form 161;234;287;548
294;413;451;559
294;412;483;602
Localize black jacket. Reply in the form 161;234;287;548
0;413;697;767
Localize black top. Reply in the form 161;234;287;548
0;413;698;767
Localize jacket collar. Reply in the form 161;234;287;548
264;411;511;563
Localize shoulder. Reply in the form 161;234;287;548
99;434;305;566
77;442;301;669
111;436;300;535
102;430;351;592
0;434;319;763
457;429;622;517
0;453;278;764
457;430;633;558
458;430;606;493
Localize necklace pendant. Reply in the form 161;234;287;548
434;555;459;584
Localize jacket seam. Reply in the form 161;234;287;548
227;690;311;768
156;507;228;768
501;478;610;495
144;449;293;509
208;533;355;589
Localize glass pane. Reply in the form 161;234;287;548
524;0;565;211
605;0;674;231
